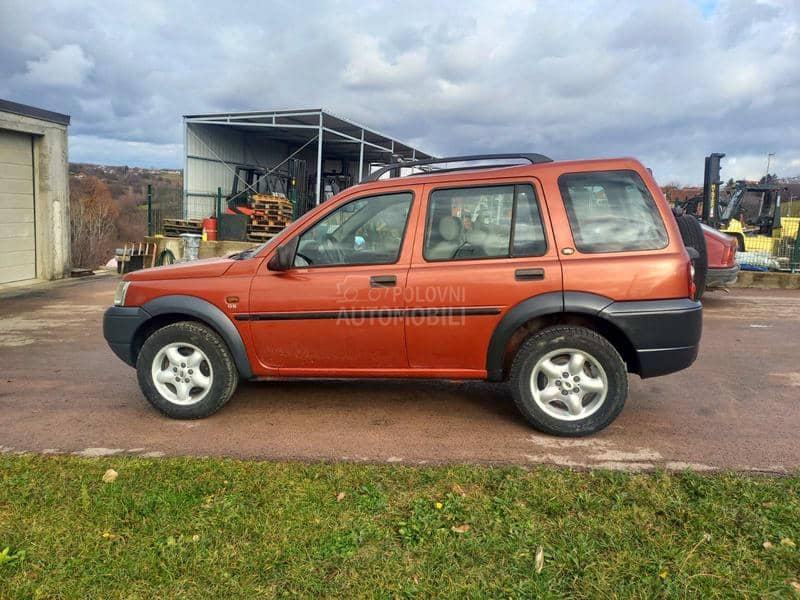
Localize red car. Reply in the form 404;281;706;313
702;224;739;290
104;154;702;436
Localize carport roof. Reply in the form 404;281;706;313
183;108;433;162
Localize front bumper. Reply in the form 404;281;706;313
706;264;740;288
601;298;703;378
103;306;151;367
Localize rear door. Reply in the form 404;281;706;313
404;177;562;372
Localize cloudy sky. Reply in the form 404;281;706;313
1;0;798;184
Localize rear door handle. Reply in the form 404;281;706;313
515;268;544;281
370;275;397;287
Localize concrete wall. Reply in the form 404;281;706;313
0;111;70;280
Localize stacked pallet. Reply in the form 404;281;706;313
163;218;203;237
247;194;293;241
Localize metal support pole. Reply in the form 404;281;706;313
315;114;323;205
358;129;364;182
216;187;222;219
792;224;800;273
146;184;153;236
182;118;188;219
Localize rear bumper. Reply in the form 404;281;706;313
706;264;739;288
103;306;151;367
601;298;702;378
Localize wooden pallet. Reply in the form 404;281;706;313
251;223;288;229
162;218;203;237
250;216;288;223
247;224;284;233
252;210;291;219
246;231;278;241
252;201;293;209
251;194;292;208
163;218;203;228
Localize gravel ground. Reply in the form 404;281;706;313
1;274;798;473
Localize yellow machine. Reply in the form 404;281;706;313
716;182;790;257
721;216;799;255
675;154;799;270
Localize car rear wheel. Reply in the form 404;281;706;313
136;321;238;419
675;214;708;299
509;326;628;436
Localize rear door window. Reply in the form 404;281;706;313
558;170;668;253
423;184;546;261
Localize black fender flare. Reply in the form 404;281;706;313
485;291;615;381
141;295;253;379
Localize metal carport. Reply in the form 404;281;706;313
182;109;434;219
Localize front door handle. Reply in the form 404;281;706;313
370;275;397;287
515;268;544;281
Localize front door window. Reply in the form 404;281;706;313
294;192;413;267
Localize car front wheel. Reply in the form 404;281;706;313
509;326;628;436
136;321;238;419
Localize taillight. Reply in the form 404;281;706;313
687;262;696;299
725;243;736;266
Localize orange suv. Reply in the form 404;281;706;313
104;154;702;436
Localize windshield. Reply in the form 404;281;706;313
230;235;281;259
719;189;743;220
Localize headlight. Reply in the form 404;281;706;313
114;281;131;306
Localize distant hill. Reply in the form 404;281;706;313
69;163;182;208
69;164;184;258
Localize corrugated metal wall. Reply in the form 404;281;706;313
184;123;290;219
184;121;401;218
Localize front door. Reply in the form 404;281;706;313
249;187;419;374
404;178;563;372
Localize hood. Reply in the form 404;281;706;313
123;256;235;281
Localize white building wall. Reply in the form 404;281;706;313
184;123;289;219
0;109;70;280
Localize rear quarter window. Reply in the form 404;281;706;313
558;170;668;253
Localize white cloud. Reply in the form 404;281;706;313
22;44;93;88
0;0;797;183
69;134;182;168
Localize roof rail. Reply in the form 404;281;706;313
362;153;553;182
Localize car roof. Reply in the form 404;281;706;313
348;157;647;192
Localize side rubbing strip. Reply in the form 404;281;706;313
405;307;501;317
234;307;501;321
236;310;403;321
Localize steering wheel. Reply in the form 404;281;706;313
322;234;345;264
451;240;475;259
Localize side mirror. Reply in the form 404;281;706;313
267;237;299;271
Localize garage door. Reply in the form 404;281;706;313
0;129;35;284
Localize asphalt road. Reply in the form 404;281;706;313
1;274;798;472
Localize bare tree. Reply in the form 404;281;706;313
70;176;119;268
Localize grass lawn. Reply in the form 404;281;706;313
0;455;798;598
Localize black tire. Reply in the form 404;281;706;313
675;214;708;299
136;321;238;419
509;326;628;436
